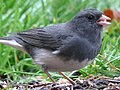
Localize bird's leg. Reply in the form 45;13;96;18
59;72;75;85
42;65;55;83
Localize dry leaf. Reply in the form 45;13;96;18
104;9;120;23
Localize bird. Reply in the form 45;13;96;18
0;9;111;85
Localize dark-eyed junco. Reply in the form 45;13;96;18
0;9;111;84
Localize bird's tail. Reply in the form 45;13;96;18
0;36;25;52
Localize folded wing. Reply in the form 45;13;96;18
16;29;60;50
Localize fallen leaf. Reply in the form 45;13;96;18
104;9;120;23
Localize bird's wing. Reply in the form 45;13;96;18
16;29;60;50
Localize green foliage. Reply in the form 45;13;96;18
0;0;120;82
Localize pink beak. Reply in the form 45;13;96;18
97;14;111;26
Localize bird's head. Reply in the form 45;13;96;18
70;8;111;34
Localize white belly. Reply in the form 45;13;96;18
33;49;93;72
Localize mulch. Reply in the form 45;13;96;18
0;75;120;90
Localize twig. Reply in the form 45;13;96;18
99;54;117;71
107;79;120;83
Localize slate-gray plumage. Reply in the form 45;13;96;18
0;9;111;84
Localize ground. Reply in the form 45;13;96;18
0;75;120;90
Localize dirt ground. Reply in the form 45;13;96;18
0;75;120;90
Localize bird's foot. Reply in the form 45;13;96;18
42;64;56;83
59;72;76;85
42;65;75;85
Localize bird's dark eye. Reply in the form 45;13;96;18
87;14;95;20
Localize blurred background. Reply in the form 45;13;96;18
0;0;120;82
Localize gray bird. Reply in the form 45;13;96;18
0;9;111;84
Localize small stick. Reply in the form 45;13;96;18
99;54;117;71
